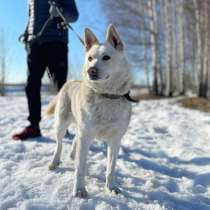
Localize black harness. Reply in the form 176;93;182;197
101;91;138;103
124;92;138;103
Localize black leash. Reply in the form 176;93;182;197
51;1;84;46
19;1;84;46
37;16;53;38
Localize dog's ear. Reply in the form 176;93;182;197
84;28;99;51
106;24;123;51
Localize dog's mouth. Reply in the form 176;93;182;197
88;74;110;81
86;67;110;82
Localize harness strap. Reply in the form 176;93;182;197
124;92;138;103
101;91;138;103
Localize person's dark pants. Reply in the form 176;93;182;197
25;41;68;127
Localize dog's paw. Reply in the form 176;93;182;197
73;188;88;198
48;162;60;170
105;186;121;195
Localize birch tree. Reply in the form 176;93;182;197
164;0;173;96
192;0;200;93
200;0;209;97
177;0;185;94
140;2;151;92
101;0;210;98
148;0;160;95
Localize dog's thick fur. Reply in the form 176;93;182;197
46;25;132;198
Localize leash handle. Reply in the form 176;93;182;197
18;34;25;43
49;1;85;46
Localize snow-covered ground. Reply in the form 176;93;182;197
1;96;210;210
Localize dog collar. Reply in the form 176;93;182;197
123;92;138;103
101;91;138;103
101;93;122;99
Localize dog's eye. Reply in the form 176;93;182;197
88;56;93;62
102;55;111;61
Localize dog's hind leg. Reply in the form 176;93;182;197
49;93;71;170
49;116;71;170
69;137;77;160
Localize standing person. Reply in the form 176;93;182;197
12;0;79;140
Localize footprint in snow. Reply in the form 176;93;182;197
153;126;168;134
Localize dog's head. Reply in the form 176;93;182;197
83;24;131;95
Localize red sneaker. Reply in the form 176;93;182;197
12;126;41;141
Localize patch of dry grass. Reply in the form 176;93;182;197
177;97;210;113
131;89;210;113
132;94;165;101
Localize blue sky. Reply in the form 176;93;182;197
0;0;107;83
0;1;143;84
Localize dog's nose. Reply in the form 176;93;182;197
87;67;98;80
88;67;97;75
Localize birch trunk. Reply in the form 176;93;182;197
148;0;159;95
193;0;202;95
143;42;151;92
172;3;177;95
177;0;185;94
140;2;150;92
158;0;165;95
201;0;209;97
164;0;173;96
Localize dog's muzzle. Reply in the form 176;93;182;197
87;67;99;80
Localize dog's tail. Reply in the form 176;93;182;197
45;95;58;116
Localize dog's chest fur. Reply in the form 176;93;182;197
77;84;131;139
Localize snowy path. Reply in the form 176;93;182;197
0;96;210;210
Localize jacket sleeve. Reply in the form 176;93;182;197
62;0;79;23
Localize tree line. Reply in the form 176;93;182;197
102;0;210;98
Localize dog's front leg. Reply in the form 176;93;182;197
73;132;91;198
105;139;121;194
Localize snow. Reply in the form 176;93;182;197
1;96;210;210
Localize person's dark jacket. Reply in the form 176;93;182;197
24;0;79;43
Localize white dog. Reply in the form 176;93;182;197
46;24;132;198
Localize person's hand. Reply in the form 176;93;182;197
57;22;68;30
49;3;60;18
18;32;28;43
